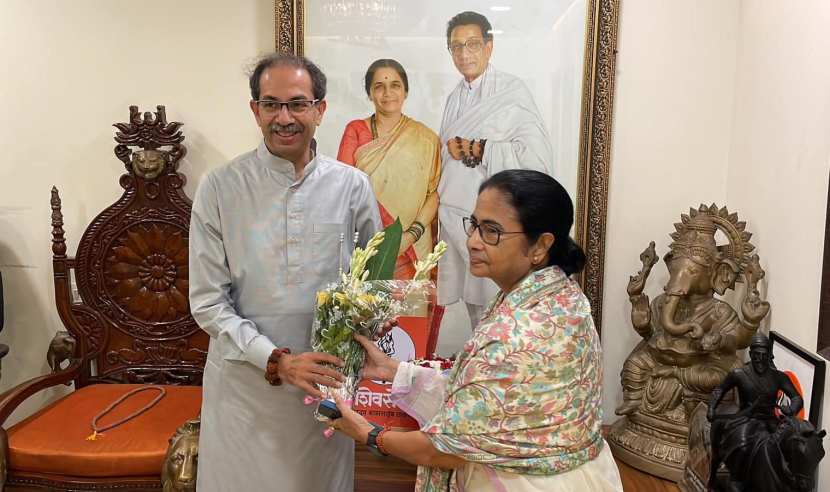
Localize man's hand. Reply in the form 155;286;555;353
277;352;345;398
354;334;400;382
446;137;470;161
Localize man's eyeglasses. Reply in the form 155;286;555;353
448;38;485;56
254;99;320;115
463;216;523;246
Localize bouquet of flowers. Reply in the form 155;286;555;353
310;223;446;421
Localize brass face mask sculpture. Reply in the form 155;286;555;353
131;150;166;180
162;419;199;492
113;105;186;182
607;204;770;480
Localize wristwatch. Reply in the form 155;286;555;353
366;423;388;457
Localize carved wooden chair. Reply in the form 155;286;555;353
0;106;206;491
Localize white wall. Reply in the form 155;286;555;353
602;0;738;422
0;0;274;424
727;0;830;369
725;0;830;483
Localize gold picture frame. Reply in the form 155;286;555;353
273;0;620;331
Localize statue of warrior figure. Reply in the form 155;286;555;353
608;204;770;480
708;333;825;492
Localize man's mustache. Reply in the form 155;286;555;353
269;123;303;133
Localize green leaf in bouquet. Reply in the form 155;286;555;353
364;218;402;281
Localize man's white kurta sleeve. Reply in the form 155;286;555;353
188;173;276;371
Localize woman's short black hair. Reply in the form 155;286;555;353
479;170;586;275
364;59;409;97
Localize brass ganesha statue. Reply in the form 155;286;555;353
607;204;770;481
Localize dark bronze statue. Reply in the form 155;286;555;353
708;333;826;492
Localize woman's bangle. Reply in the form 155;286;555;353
406;221;425;242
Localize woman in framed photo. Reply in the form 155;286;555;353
337;58;441;280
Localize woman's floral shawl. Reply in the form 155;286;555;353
417;266;604;491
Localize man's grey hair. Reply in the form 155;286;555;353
248;53;327;101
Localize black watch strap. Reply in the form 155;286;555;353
366;423;387;456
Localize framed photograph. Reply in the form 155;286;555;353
770;330;827;426
275;0;620;330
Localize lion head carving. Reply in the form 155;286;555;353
162;418;199;492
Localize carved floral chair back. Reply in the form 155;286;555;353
50;105;207;386
0;106;204;492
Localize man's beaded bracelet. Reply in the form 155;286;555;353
460;138;486;168
265;347;291;386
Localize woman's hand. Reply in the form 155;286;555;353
398;230;416;255
329;395;374;444
355;333;400;382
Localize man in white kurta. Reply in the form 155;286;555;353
190;55;382;492
438;11;555;326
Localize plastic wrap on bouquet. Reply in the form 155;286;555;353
310;279;434;421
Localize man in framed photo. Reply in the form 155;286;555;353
437;10;555;327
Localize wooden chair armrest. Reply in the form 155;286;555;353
0;357;83;427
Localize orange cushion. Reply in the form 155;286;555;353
8;384;201;477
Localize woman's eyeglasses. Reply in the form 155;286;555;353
463;216;523;246
255;99;320;115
